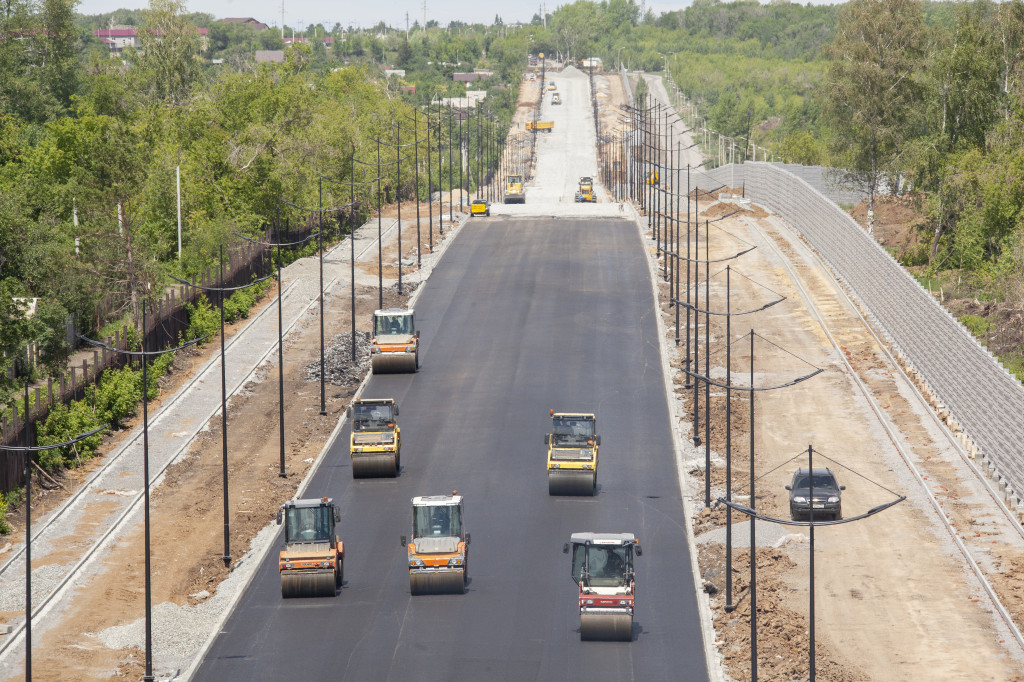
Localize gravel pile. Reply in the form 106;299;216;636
303;331;371;385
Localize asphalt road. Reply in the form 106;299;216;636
193;217;710;681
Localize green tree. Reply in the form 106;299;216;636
131;0;205;104
824;0;926;234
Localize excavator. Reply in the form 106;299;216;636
371;308;418;373
546;411;600;495
348;398;400;477
400;492;470;595
563;532;642;641
277;497;344;598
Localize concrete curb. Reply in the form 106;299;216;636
625;203;725;682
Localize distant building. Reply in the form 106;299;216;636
94;26;208;55
221;17;269;31
283;36;334;46
400;85;416;93
384;69;406;78
255;50;285;63
453;72;480;83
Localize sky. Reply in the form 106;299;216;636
77;0;688;32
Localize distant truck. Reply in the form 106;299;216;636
526;120;554;133
580;57;603;70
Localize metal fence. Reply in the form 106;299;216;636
692;161;1024;500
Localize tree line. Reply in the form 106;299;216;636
0;0;523;398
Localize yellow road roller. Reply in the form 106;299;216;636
546;411;600;495
400;493;470;595
276;497;344;598
371;308;419;373
563;532;642;641
348;398;400;478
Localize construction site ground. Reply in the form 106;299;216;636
0;202;468;680
1;70;1024;682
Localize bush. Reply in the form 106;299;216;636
960;314;993;337
223;286;257;322
88;364;142;429
36;400;105;471
184;295;220;346
0;492;10;534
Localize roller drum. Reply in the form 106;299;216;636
281;569;337;598
580;612;633;641
352;453;398;478
409;570;465;595
548;470;596;496
371;353;418;374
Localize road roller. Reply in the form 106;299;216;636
563;532;642;641
371;308;419;373
400;492;470;595
546;411;600;495
347;398;401;477
276;497;344;598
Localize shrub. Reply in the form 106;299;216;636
184;295;219;346
0;492;9;534
89;364;141;429
36;400;105;471
960;314;993;337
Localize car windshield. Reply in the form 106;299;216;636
572;544;629;587
285;505;332;544
375;313;413;336
794;474;837;490
551;417;595;446
508;175;522;184
351;403;394;431
413;504;462;539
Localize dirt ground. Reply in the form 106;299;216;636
9;215;440;680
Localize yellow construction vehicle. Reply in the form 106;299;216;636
525;120;554;133
504;174;525;204
400;492;470;595
563;532;642;640
646;168;659;186
546;411;600;495
371;308;418;373
575;176;595;203
276;497;344;598
347;398;400;477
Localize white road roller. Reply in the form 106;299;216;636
371;308;419;373
563;532;642;641
400;492;470;595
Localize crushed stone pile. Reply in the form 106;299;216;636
560;65;589;80
304;331;371;385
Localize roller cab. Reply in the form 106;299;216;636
563;532;641;641
505;174;526;204
400;493;470;595
277;498;344;598
371;308;418;373
546;411;599;496
347;398;400;478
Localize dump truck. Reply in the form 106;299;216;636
277;497;344;598
575;176;595;203
371;308;418;373
505;174;525;204
546;411;600;495
347;398;400;477
526;120;554;133
400;492;470;595
563;532;641;641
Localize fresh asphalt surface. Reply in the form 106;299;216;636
194;217;710;681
